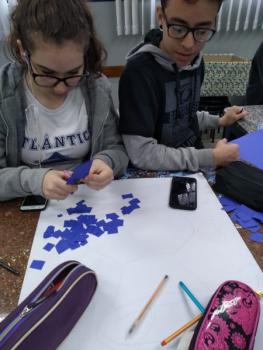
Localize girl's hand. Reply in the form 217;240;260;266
83;159;114;190
42;170;78;200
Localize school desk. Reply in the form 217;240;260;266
0;177;262;329
227;104;263;140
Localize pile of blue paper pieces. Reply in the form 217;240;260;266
30;194;141;270
219;195;263;243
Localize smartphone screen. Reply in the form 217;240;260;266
20;195;48;212
169;177;197;210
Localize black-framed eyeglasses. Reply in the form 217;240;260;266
24;52;89;87
162;12;216;43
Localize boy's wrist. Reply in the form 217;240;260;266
218;116;225;127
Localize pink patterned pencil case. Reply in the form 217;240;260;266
189;280;260;350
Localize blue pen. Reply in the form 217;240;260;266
179;281;205;313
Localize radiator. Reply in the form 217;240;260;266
115;0;263;36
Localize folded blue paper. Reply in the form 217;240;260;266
66;160;93;185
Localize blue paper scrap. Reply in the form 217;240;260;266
106;213;119;220
121;206;134;215
122;193;134;199
67;200;92;215
250;232;263;243
43;242;54;252
57;214;63;218
219;195;263;243
30;260;45;270
43;225;56;238
56;239;70;254
120;196;141;215
129;198;141;205
78;214;97;225
218;196;240;213
66;160;93;185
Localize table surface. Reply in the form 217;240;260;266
0;194;262;322
238;105;263;133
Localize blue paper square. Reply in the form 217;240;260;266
43;243;54;252
56;240;70;254
30;260;45;270
43;225;56;238
129;198;141;205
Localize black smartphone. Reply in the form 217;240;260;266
20;195;48;212
169;176;197;210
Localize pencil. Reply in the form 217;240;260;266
179;281;205;313
161;313;203;346
256;291;263;298
0;259;20;276
128;274;169;334
161;290;263;346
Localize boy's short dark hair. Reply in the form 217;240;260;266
161;0;224;10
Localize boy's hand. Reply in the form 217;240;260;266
83;159;114;190
212;138;239;167
219;106;249;127
42;170;78;200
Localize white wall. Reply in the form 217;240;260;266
89;1;263;107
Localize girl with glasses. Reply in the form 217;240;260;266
0;0;128;201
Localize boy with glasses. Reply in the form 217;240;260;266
119;0;248;172
0;0;128;201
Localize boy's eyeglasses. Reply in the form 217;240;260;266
162;12;216;43
24;53;89;87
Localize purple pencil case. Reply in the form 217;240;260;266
0;261;97;350
189;280;260;350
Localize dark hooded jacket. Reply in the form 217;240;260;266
119;29;219;171
246;41;263;105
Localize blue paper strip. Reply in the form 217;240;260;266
122;193;134;199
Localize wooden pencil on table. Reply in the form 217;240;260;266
128;274;169;335
161;313;203;346
161;289;263;346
